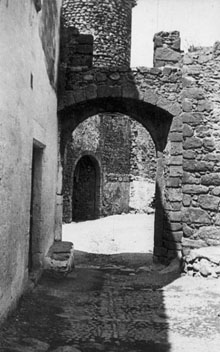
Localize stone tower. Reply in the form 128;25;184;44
61;0;136;67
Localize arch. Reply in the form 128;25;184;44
72;154;101;222
58;91;181;262
59;97;174;160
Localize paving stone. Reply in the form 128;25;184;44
51;347;81;352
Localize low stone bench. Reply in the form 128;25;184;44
183;246;220;278
44;241;74;277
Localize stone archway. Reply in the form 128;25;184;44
72;154;100;221
58;91;183;262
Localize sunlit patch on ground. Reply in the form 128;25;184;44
62;213;154;255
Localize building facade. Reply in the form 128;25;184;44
0;0;62;320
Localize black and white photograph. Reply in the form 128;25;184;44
0;0;220;351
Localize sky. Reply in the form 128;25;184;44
131;0;220;66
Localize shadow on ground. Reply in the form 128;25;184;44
0;250;180;352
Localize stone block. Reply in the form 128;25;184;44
213;41;220;58
182;76;195;87
183;223;193;237
182;172;200;184
181;88;204;100
171;38;181;51
167;211;182;222
44;241;74;277
183;150;195;159
198;195;220;211
165;222;182;232
182;99;193;112
95;72;107;82
184;160;213;172
169;166;182;177
197;99;212;112
183;55;193;65
182;185;209;194
216;214;220;226
168;156;182;166
182;112;203;126
193;226;220;242
97;85;121;98
170;116;183;132
166;188;182;202
122;84;138;99
183;137;202;149
183;124;193;138
155;47;182;62
203;153;219;162
169;132;182;142
73;88;87;102
182;207;211;225
169;102;182;116
203;138;215;152
109;72;120;81
141;89;158;105
86;84;97;100
198;54;211;64
183;194;191;207
164;201;182;211
83;74;94;81
211;187;220;196
166;177;181;188
182;238;207;249
196;125;211;138
201;173;220;186
170;142;183;156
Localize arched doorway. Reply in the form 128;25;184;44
59;94;182;261
72;155;100;221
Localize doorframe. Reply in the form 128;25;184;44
29;139;45;272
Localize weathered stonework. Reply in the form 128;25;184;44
61;0;136;67
58;18;220;264
181;44;220;249
63;114;156;222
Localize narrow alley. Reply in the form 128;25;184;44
0;215;220;352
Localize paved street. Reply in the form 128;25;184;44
0;215;220;351
0;252;220;351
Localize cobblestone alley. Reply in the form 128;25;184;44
0;215;220;352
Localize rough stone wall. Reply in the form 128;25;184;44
63;114;157;221
0;0;61;320
61;0;136;67
181;43;220;254
153;31;182;68
59;17;220;261
129;120;157;212
100;114;131;216
59;62;183;262
63;115;101;222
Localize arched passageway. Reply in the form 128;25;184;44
72;155;100;221
59;91;183;262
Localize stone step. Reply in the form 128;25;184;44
44;241;74;277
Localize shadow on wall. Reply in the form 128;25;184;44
58;22;182;351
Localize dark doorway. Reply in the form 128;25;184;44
29;140;44;272
72;155;100;221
